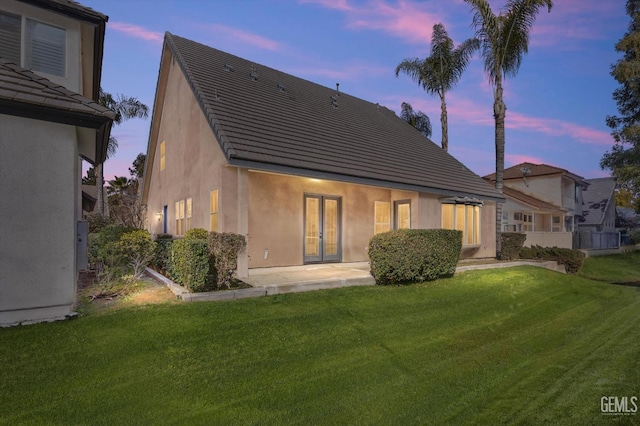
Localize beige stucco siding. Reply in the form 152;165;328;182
505;175;562;207
0;115;80;324
145;58;237;236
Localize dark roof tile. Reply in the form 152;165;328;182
165;33;503;200
580;177;616;225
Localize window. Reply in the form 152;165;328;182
186;198;192;232
0;12;21;64
441;203;481;245
395;201;411;229
160;141;166;171
374;201;390;235
514;212;523;221
552;215;562;232
210;190;219;232
0;12;66;77
175;199;185;236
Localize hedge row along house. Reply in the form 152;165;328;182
0;0;114;325
142;33;504;276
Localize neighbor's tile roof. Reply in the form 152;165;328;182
0;58;115;121
0;58;114;164
18;0;108;23
484;162;586;183
580;177;616;225
164;33;503;201
502;185;566;213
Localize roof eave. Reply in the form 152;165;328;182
228;158;506;202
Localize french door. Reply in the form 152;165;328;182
304;195;341;263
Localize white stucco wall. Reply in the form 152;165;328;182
0;114;80;325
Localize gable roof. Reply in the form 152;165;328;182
484;162;587;185
17;0;107;23
0;58;115;164
502;185;566;213
580;177;616;225
152;33;503;201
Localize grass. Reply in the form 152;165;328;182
579;251;640;283
2;265;640;424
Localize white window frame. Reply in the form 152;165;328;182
441;202;481;246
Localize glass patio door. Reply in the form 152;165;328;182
304;195;341;263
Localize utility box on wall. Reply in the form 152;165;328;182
76;220;88;271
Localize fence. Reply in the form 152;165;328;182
573;231;620;250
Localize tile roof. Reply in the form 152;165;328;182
164;33;504;201
502;185;566;213
580;177;616;225
484;162;586;184
18;0;107;23
0;58;115;163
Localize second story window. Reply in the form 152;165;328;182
0;12;66;77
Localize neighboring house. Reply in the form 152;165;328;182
0;0;114;325
485;162;589;249
82;184;109;216
576;177;619;249
142;33;504;276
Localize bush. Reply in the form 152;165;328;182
84;212;113;233
88;224;137;281
170;238;215;292
185;228;209;241
519;245;586;274
629;230;640;245
115;230;156;279
208;232;247;289
368;229;462;285
500;232;527;260
152;234;173;274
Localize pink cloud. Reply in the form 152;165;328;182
301;0;442;45
300;0;354;12
109;22;163;43
506;112;611;146
505;153;546;167
207;24;283;51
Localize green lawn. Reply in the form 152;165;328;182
2;266;640;424
579;251;640;283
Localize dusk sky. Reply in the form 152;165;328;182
81;0;628;183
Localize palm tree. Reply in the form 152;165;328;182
106;176;131;197
400;102;432;138
96;89;149;215
395;23;479;152
465;0;552;256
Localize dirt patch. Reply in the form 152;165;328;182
77;275;178;315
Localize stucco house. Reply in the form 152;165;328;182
142;33;504;277
485;163;589;249
0;0;114;325
576;177;619;249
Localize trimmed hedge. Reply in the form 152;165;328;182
152;234;173;275
368;229;462;285
519;245;586;274
501;232;527;260
208;232;247;289
170;237;215;292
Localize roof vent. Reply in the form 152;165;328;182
214;89;221;100
336;83;340;95
250;64;258;81
224;64;234;72
277;83;285;92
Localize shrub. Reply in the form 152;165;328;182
519;245;586;274
84;212;113;233
115;230;157;279
208;232;247;289
185;228;209;241
152;234;173;275
368;229;462;285
500;232;527;260
88;224;137;281
630;230;640;245
170;238;215;292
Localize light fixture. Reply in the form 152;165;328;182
156;211;163;221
